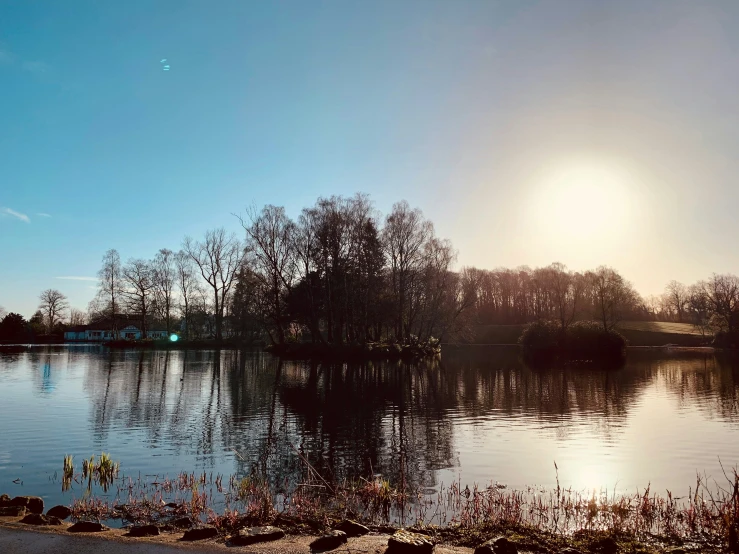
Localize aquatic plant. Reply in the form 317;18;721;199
73;452;121;492
63;454;74;477
62;454;74;492
81;454;95;478
97;452;120;480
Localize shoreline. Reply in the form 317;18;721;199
2;460;734;554
0;513;720;554
3;342;724;352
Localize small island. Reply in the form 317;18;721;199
519;320;626;365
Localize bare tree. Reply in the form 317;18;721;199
643;294;663;320
38;289;69;333
69;308;87;326
546;263;584;331
697;273;739;334
664;280;689;322
0;306;6;320
416;236;463;340
96;249;122;338
383;200;434;340
292;207;322;342
152;248;176;333
686;283;712;336
121;259;155;335
183;228;243;341
174;250;198;339
237;205;296;344
589;266;637;331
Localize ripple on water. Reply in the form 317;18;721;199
0;346;738;505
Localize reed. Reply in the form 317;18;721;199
63;461;739;553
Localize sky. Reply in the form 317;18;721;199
2;0;739;317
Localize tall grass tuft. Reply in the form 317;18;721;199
63;455;74;478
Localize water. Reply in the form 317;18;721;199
1;344;738;511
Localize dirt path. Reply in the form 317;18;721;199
0;520;476;554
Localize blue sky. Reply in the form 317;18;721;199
2;0;739;317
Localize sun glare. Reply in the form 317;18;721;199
526;159;641;252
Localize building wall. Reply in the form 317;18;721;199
65;328;167;341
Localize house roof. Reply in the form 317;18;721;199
86;320;118;331
85;316;169;333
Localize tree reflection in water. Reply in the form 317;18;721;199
68;346;739;493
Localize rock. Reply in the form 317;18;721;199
20;513;62;526
165;502;180;509
129;524;161;537
68;521;107;533
335;519;369;537
665;549;686;554
172;516;194;528
230;526;286;546
310;530;348;552
388;529;435;554
46;505;72;520
474;536;517;554
0;506;27;517
0;494;10;507
182;526;219;541
590;537;618;554
10;496;44;514
558;549;582;554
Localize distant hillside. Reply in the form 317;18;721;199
463;321;710;347
616;321;709;347
616;321;704;336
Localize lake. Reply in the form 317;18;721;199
0;345;738;512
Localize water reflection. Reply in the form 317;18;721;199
1;345;738;505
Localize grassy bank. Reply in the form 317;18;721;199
43;453;738;554
468;321;711;348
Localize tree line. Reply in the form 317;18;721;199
2;193;739;345
461;264;739;339
83;194;469;344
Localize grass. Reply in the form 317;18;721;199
616;321;705;336
467;321;711;348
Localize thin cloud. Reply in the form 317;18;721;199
36;212;52;217
1;207;30;223
55;276;98;282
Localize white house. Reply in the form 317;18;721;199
64;325;88;341
64;319;168;342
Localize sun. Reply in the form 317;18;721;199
525;158;641;250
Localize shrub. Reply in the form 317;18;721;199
713;330;739;349
519;320;626;363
